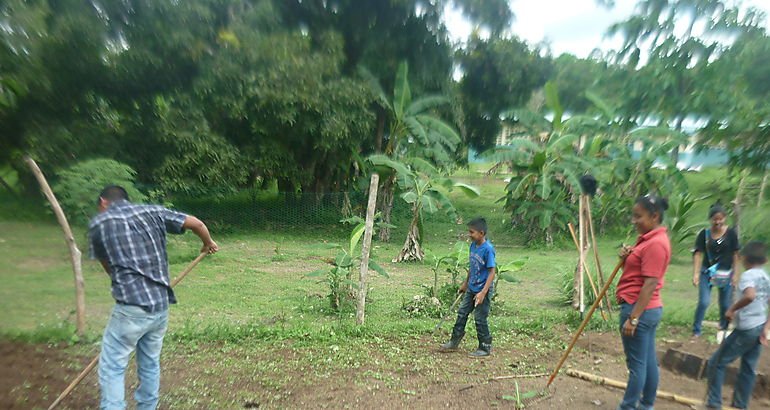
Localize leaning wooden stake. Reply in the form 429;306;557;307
547;258;624;387
356;173;379;326
567;222;605;321
565;369;739;410
48;252;208;410
585;199;611;314
25;156;86;337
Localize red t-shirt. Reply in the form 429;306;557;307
616;227;670;310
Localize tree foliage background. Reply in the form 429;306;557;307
0;0;768;239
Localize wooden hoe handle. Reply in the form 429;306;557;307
546;258;624;387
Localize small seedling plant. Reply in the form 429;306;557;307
305;216;391;310
424;241;469;298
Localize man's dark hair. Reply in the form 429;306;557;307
468;217;488;235
97;185;129;204
741;241;768;265
635;194;669;223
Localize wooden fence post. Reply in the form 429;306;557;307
356;173;379;325
24;157;86;336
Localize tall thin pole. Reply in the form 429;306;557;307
356;173;379;325
578;195;585;314
585;199;611;313
25;156;86;336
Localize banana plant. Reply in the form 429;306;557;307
360;60;462;242
488;82;691;241
369;155;479;262
424;241;470;298
305;218;390;311
667;192;709;255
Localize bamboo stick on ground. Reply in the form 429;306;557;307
48;252;209;410
491;372;549;380
565;369;739;410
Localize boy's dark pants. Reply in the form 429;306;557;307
450;290;492;346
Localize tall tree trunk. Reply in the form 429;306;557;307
377;176;395;242
375;111;385;153
393;207;423;262
733;169;750;238
672;116;685;167
758;168;768;208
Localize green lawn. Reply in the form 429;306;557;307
0;171;727;342
3;169;758;408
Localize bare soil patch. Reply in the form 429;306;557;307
7;329;770;409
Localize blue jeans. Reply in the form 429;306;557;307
693;272;733;335
99;304;168;410
706;324;764;409
450;289;492;345
618;303;662;410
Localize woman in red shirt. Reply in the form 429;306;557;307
616;195;671;410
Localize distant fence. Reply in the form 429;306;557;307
168;188;448;234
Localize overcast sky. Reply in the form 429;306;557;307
445;0;770;58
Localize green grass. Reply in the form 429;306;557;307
0;169;736;345
4;166;761;408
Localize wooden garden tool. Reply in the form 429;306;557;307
434;292;464;332
546;257;624;387
48;252;209;410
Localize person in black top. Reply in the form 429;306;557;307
692;203;741;341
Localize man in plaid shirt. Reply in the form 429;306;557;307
89;186;217;409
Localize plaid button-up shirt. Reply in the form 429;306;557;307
89;200;188;312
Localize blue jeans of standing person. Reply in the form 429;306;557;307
617;302;663;410
706;324;764;409
99;304;168;410
693;272;733;335
450;289;492;345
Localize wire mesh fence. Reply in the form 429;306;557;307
167;187;461;237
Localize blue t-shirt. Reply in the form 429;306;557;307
468;240;496;293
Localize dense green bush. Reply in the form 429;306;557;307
52;159;146;224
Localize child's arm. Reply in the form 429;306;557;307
761;297;770;346
725;286;756;322
474;267;496;307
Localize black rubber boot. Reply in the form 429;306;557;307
469;337;492;357
439;338;462;350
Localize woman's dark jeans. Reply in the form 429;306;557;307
693;271;733;335
618;302;663;410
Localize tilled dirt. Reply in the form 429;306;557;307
6;329;770;410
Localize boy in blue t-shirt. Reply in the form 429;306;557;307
706;241;770;409
440;217;497;357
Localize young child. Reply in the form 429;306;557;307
706;240;770;409
440;217;497;357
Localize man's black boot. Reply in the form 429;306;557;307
469;337;492;357
439;338;462;350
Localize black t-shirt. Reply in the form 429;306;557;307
694;227;740;271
